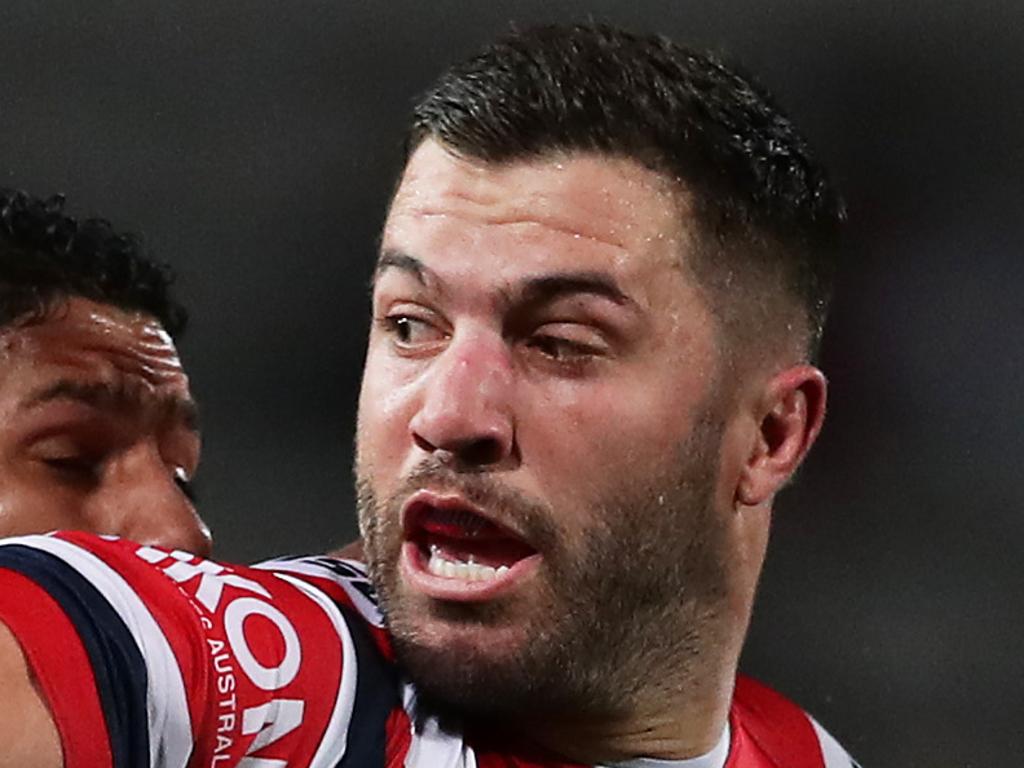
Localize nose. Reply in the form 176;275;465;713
409;333;516;468
88;444;213;557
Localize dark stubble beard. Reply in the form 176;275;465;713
355;407;730;728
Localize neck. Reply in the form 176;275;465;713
506;584;753;764
520;667;736;764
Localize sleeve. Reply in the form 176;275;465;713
0;533;364;768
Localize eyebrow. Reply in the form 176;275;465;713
375;250;633;309
21;379;201;434
516;272;632;308
374;250;429;286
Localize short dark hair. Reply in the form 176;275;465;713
405;23;845;359
0;188;186;336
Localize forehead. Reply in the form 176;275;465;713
383;140;694;286
0;297;190;401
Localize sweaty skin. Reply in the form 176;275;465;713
0;297;211;554
0;296;213;767
356;141;827;762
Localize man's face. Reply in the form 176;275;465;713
356;141;737;718
0;296;211;555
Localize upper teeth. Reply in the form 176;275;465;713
427;545;510;582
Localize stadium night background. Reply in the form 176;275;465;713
0;1;1020;765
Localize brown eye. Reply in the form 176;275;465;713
526;321;610;364
528;335;600;361
392;317;418;343
382;314;446;348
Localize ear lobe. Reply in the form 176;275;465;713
736;365;827;507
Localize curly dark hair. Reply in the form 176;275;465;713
405;23;846;359
0;188;186;337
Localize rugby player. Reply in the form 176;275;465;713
0;188;211;553
0;24;857;767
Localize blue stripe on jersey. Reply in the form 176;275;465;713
334;604;400;767
0;544;149;768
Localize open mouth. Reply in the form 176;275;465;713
400;491;540;600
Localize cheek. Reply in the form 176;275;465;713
0;479;83;536
515;390;642;531
356;356;418;467
525;377;696;479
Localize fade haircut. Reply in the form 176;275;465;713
404;23;845;360
0;188;186;337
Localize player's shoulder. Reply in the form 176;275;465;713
0;533;392;658
0;532;402;766
0;529;209;626
729;675;859;768
252;553;394;658
253;554;378;613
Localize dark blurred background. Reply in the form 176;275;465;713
1;1;1020;764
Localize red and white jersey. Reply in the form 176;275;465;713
0;532;858;768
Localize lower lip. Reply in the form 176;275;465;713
399;541;541;602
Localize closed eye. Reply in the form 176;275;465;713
42;455;100;474
40;454;104;491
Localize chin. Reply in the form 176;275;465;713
394;594;532;659
394;630;542;723
387;601;548;715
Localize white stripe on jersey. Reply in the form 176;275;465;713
811;718;857;768
401;683;477;768
272;572;359;768
254;558;385;628
11;535;193;768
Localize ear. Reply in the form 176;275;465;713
735;365;827;507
